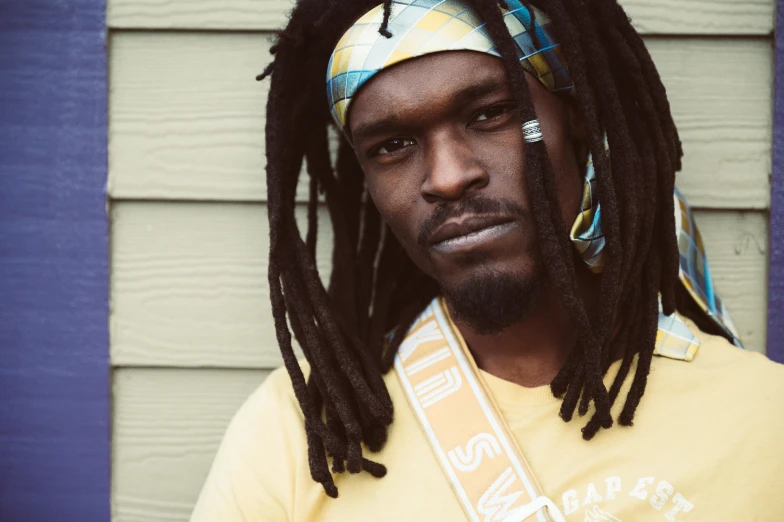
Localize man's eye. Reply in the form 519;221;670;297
474;105;511;123
376;138;415;155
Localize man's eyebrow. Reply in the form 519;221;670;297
450;78;509;106
350;77;509;142
350;116;406;144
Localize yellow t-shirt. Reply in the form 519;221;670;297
191;325;784;521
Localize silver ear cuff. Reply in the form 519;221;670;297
522;120;544;143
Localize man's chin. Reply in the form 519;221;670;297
440;268;543;335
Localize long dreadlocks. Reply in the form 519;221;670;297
260;0;692;497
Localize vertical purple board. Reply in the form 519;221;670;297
770;0;784;361
0;1;110;520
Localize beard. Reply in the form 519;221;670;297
410;192;545;334
440;266;543;335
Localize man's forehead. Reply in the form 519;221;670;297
348;51;511;133
354;51;508;106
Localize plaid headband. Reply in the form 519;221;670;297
326;0;743;346
326;0;571;132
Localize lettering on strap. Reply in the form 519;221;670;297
394;298;566;522
448;433;502;472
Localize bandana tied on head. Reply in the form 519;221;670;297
327;0;571;131
326;0;742;346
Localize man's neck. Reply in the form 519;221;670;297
454;288;577;388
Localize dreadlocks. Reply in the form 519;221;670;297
260;0;689;497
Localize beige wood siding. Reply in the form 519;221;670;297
106;0;774;34
112;369;270;521
108;2;774;520
108;33;772;207
111;203;768;367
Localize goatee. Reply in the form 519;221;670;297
441;268;543;335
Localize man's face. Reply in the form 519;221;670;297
349;51;584;332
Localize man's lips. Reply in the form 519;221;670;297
429;214;517;253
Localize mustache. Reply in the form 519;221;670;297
416;195;528;248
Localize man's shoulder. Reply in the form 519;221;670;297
190;362;312;521
691;325;783;379
250;361;404;423
657;320;784;409
251;361;310;422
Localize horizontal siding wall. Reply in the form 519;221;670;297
111;203;768;367
105;0;774;34
108;1;775;520
108;33;773;207
112;369;270;522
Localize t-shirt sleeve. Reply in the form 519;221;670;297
190;366;307;522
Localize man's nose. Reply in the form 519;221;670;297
420;130;490;203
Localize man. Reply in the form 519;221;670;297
191;0;784;520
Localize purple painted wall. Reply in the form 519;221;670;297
769;0;784;362
0;1;110;520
